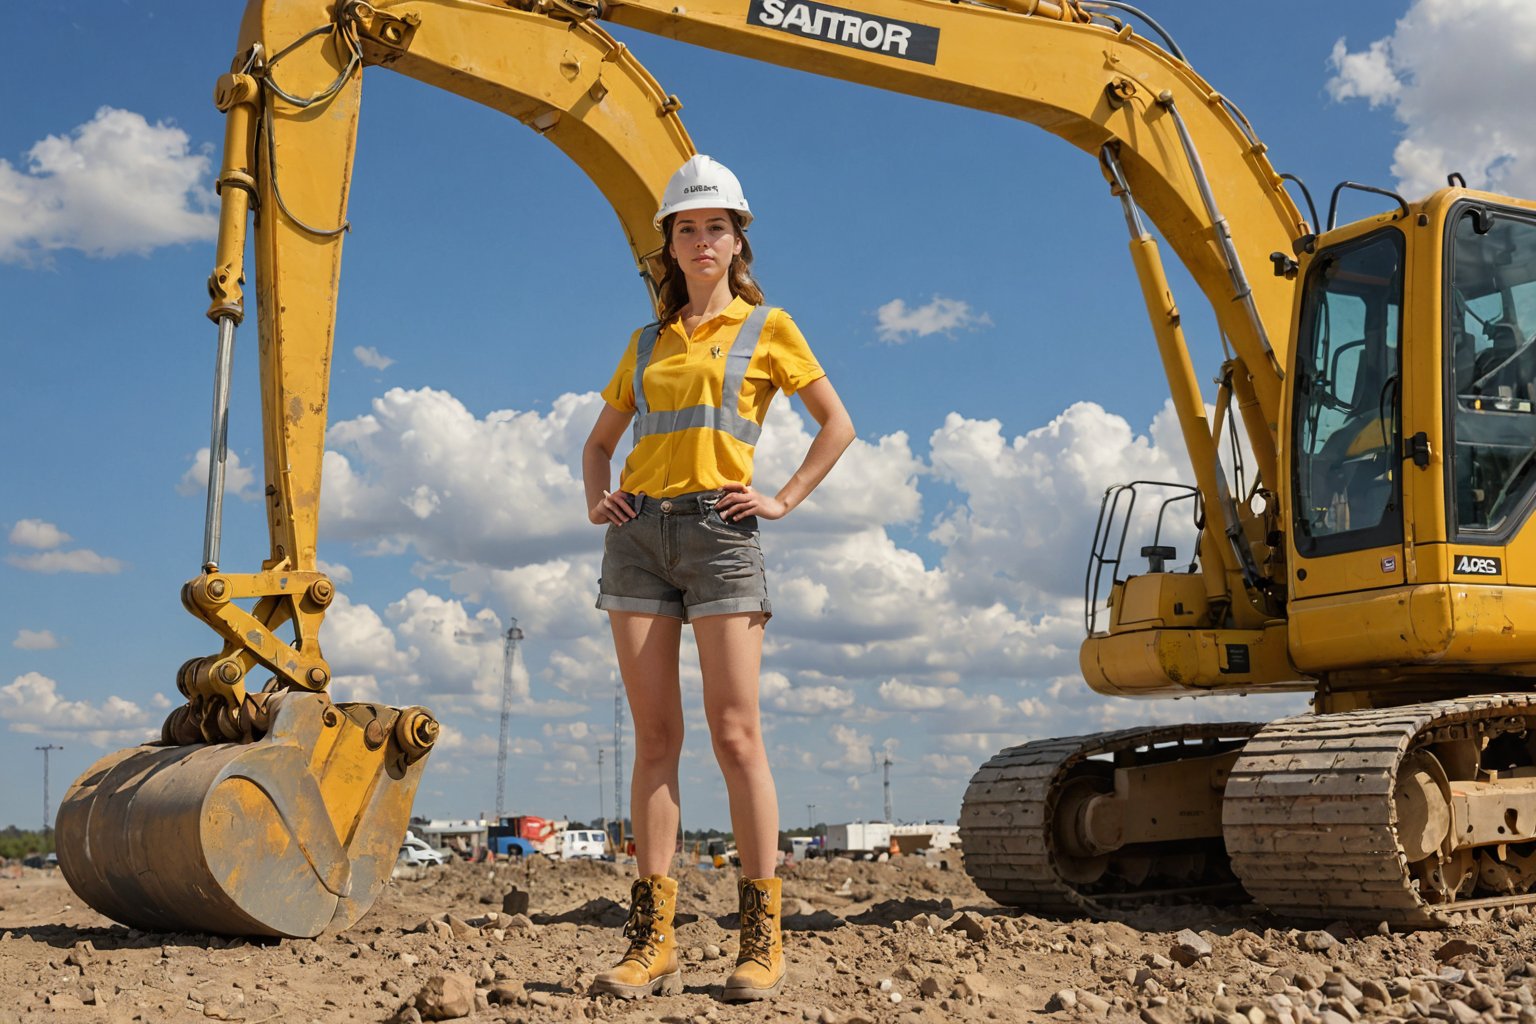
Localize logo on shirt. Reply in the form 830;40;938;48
748;0;940;64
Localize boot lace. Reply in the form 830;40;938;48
737;883;775;969
620;880;664;965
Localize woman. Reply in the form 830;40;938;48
582;155;854;1002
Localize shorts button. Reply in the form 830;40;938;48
661;500;673;513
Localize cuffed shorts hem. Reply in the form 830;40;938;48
595;594;687;620
686;596;773;621
593;594;771;623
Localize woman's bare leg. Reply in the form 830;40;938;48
609;611;685;877
693;612;778;878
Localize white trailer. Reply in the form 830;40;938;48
823;821;893;858
891;822;961;854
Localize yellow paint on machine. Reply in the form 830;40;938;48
1288;584;1536;673
1082;622;1304;697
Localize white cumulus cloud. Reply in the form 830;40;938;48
0;107;216;264
6;520;123;576
354;345;396;371
0;673;155;747
9;519;70;549
875;296;992;344
877;679;959;711
8;549;125;575
13;629;61;651
176;448;258;501
821;724;875;774
322;388;602;566
929;400;1195;603
1327;1;1536;198
301;382;1309;824
761;671;855;716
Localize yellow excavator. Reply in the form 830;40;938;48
53;0;1536;934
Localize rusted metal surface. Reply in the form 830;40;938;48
56;692;434;938
1225;694;1536;925
959;722;1260;918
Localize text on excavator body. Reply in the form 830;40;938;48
748;0;940;64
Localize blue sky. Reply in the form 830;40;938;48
2;0;1518;834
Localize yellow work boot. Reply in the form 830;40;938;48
591;875;682;999
723;876;785;1001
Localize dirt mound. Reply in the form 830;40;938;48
2;857;1534;1022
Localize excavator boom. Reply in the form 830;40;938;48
55;0;1312;938
56;0;1536;932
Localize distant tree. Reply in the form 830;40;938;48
0;826;53;861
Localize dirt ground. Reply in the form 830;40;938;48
2;853;1535;1024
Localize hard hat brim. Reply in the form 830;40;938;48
653;197;753;231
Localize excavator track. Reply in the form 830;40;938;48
1225;693;1536;926
960;722;1261;918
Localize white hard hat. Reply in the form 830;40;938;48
654;154;753;230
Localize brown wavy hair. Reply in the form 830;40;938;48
654;210;765;324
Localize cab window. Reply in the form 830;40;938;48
1447;206;1536;535
1292;230;1405;556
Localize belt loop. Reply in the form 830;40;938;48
631;493;645;515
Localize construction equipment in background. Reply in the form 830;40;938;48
51;0;1536;932
488;814;558;857
707;838;740;868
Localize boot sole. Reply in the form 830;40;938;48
591;970;683;1000
722;974;786;1002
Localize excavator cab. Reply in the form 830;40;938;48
1284;189;1536;684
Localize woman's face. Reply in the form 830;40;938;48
669;209;742;287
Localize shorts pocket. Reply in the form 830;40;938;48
701;509;758;536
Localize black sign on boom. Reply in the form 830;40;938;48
748;0;941;64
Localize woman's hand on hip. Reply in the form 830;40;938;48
716;483;787;521
591;490;637;526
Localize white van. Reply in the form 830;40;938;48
559;830;608;861
400;832;449;867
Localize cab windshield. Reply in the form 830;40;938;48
1448;206;1536;535
1291;230;1404;556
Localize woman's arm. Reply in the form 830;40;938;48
583;403;638;525
717;376;855;521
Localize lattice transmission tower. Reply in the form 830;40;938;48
614;685;625;845
882;752;894;823
495;619;524;823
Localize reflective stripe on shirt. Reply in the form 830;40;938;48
631;304;774;447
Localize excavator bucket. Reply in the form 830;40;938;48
55;692;437;938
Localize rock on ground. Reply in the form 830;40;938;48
6;856;1536;1022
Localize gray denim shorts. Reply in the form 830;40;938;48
596;490;772;622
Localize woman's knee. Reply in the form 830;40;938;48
631;717;684;764
709;719;766;771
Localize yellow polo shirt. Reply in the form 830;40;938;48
602;297;825;497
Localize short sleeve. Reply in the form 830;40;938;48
601;329;642;413
766;310;825;397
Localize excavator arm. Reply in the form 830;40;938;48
60;0;1317;936
215;0;1317;723
58;0;701;939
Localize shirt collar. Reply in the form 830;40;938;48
665;296;754;339
718;296;754;322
